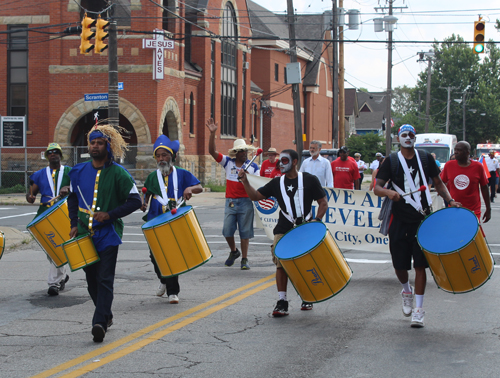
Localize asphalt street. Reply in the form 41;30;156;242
1;192;500;377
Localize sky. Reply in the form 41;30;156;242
250;0;499;93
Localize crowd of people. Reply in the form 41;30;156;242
25;119;493;343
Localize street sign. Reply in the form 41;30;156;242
1;116;26;148
84;93;108;101
118;82;124;90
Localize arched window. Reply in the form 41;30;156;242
220;3;237;136
189;92;194;134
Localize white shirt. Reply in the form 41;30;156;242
299;155;334;188
370;159;380;170
356;159;367;172
485;156;499;172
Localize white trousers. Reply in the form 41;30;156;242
46;255;67;287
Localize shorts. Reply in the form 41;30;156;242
388;219;428;270
271;234;285;268
222;197;255;239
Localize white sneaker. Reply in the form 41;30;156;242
411;307;425;328
401;286;414;317
168;294;179;304
156;283;166;297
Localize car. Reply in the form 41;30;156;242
301;149;338;164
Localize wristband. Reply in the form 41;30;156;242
315;217;322;222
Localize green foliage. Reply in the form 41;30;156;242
346;133;385;162
0;184;25;194
203;181;226;192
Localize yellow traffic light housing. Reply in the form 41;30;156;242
473;19;485;54
95;16;110;54
80;14;96;55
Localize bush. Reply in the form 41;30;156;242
203;181;226;192
0;184;25;194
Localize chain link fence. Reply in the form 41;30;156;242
0;145;227;192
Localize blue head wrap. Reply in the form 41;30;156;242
153;135;180;160
89;130;113;159
398;124;416;137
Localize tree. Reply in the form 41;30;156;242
346;133;385;161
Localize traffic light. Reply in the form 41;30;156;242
473;19;485;54
95;16;110;54
80;14;96;55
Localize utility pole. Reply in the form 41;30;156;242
462;91;467;141
332;0;339;148
439;86;457;134
384;1;394;157
417;50;434;133
108;3;119;127
286;0;304;162
338;0;345;147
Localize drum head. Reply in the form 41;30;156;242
142;205;192;229
417;207;479;254
26;197;67;228
275;222;326;260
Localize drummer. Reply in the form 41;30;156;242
238;149;328;316
374;124;460;328
67;125;142;343
140;135;202;304
27;143;71;296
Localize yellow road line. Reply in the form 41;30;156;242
32;274;275;378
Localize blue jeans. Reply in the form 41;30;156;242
222;197;254;239
83;245;119;331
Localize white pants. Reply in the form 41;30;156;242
46;255;67;287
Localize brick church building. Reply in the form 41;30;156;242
0;0;334;185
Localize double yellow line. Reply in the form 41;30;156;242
32;274;275;378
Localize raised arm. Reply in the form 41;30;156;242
206;118;219;160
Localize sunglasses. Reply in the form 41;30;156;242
47;150;60;155
399;132;415;138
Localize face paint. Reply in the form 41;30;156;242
399;132;416;149
279;153;293;173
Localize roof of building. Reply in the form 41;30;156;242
355;111;384;130
345;88;359;117
357;91;387;113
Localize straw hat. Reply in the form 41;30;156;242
228;139;256;158
264;147;279;156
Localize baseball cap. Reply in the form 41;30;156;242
339;146;348;153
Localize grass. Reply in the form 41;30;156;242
203;181;226;192
0;184;25;194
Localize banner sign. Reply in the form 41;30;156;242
248;175;443;253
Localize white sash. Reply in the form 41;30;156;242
45;166;65;197
156;167;178;206
279;173;312;224
393;151;432;214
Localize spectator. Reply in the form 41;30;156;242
260;148;280;178
206;118;259;270
354;153;367;187
370;152;384;171
331;146;360;189
484;150;499;203
299;140;334;188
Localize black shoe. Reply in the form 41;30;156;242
47;286;59;296
225;249;241;266
301;302;313;311
59;275;70;291
107;317;113;329
272;300;289;317
92;324;106;343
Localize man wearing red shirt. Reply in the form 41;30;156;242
260;148;280;178
441;141;491;222
331;146;360;189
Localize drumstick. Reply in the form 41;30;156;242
141;187;147;206
77;185;94;215
401;185;427;197
170;198;185;215
242;148;263;172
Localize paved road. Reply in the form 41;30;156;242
1;192;500;377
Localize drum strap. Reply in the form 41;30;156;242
45;166;65;200
279;173;312;225
394;151;432;215
156;167;179;207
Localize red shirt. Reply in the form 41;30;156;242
331;158;361;189
260;159;279;178
441;160;488;216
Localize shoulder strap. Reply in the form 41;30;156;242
389;152;398;178
416;149;428;174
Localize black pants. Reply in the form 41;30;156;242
83;245;118;331
488;172;496;201
149;252;180;295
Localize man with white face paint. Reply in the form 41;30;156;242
238;149;328;317
299;141;334;188
374;124;460;329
